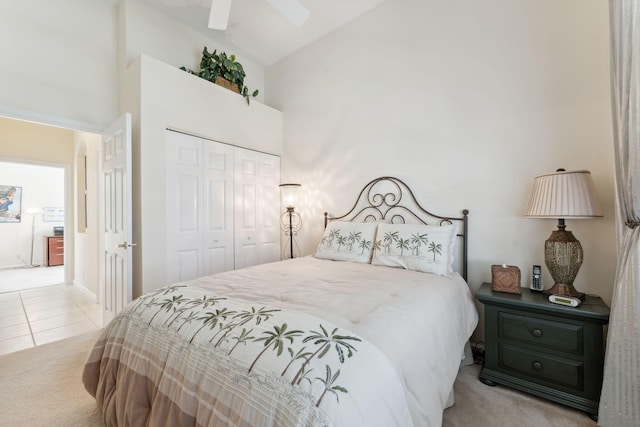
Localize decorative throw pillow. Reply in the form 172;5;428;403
315;221;378;263
371;223;457;276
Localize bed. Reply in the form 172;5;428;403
83;176;478;427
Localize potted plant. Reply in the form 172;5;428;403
181;47;259;104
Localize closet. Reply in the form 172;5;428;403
166;130;280;282
126;55;283;297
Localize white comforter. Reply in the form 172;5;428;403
183;256;478;426
84;256;478;427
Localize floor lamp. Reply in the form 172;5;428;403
279;183;302;259
25;207;42;268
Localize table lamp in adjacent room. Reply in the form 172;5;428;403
524;169;602;299
279;183;302;259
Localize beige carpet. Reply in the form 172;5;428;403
0;331;597;427
444;363;597;427
0;330;104;427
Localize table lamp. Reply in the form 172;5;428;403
524;169;602;298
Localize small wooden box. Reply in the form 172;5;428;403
491;264;521;294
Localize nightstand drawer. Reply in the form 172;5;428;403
499;312;583;354
500;343;584;390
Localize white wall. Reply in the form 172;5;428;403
266;0;616;338
73;132;101;296
0;0;119;131
0;0;266;130
0;162;64;268
127;55;282;298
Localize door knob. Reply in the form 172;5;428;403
117;242;137;249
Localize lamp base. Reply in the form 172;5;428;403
545;283;585;300
543;221;585;300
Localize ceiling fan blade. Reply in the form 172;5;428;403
208;0;232;30
265;0;310;27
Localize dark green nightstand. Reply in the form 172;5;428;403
476;282;610;419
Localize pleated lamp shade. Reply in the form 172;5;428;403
524;169;602;298
524;170;602;219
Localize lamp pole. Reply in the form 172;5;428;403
25;207;41;268
30;213;36;266
287;207;294;259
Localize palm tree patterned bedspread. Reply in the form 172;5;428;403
83;283;413;427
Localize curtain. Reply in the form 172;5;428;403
598;1;640;426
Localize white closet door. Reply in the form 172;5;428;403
166;131;203;282
168;130;280;279
234;148;280;269
167;132;235;281
202;141;234;276
256;153;281;264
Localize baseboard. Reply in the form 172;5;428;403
73;279;97;301
0;263;30;270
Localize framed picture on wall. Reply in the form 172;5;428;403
43;207;64;222
0;185;22;223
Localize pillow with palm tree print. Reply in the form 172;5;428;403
371;223;457;276
315;221;378;263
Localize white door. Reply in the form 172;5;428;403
234;149;280;269
101;113;133;323
166;131;280;277
255;152;281;264
234;150;258;269
166;132;204;282
166;131;234;282
203;139;235;275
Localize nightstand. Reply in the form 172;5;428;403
476;282;609;419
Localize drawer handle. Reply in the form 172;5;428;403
531;328;543;338
532;361;543;371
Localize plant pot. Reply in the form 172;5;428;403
214;76;240;94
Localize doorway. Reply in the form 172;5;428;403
0;160;66;293
0;116;103;355
0;160;102;356
0;114;103;297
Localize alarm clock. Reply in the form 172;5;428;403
548;294;581;307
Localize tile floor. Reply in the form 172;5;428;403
0;278;102;357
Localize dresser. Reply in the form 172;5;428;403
476;282;609;419
44;235;64;266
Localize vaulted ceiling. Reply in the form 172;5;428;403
143;0;386;66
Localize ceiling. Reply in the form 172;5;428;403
143;0;386;66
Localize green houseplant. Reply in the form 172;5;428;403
181;47;259;104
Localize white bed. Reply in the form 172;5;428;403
83;176;479;426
